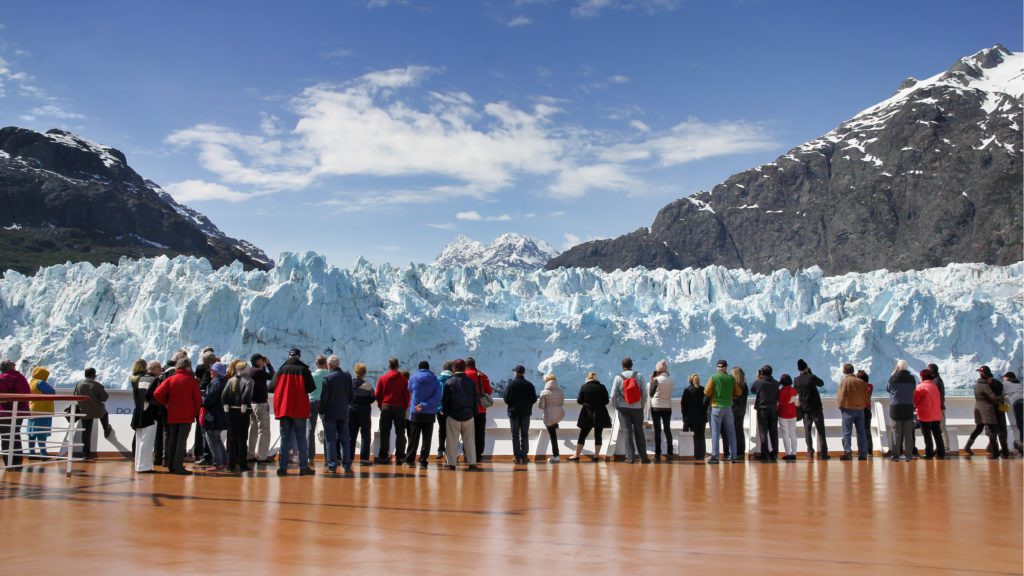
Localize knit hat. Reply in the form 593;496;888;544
211;362;228;377
655;359;668;374
797;359;808;372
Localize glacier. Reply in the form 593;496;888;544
0;252;1020;393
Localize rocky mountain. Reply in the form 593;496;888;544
435;233;560;269
548;44;1023;274
0;127;272;274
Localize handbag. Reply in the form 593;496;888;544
999;402;1010;413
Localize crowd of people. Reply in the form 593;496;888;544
0;350;1021;473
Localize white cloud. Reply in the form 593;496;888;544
367;0;407;7
20;104;83;121
508;16;533;27
608;74;630;84
548;163;640;199
168;67;777;206
455;210;513;222
323;48;352;60
629;119;651;132
572;0;681;17
428;222;456;230
164;180;252;203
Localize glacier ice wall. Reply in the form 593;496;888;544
0;253;1020;393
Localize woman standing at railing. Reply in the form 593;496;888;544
27;366;55;458
648;360;674;462
856;370;873;456
131;360;162;473
569;372;611;462
538;372;565;463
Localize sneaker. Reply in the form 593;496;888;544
840;453;852;461
548;456;560;463
299;467;316;476
327;467;337;474
467;464;481;471
402;462;416;469
708;457;720;464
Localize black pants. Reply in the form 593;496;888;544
474;412;487;460
578;426;604;446
803;411;829;455
757;410;779;460
226;410;250;470
685;421;706;459
651;408;673;456
192;416;208;461
863;408;873;454
405;416;434;465
349;409;372;462
1;418;23;466
166;423;191;472
965;422;988;451
547;424;560;457
81;418;95;457
307;401;320;463
436;413;447;456
993;412;1010;456
154;415;166;465
732;406;747;459
920;421;945;457
377;405;407;461
1014;400;1023;445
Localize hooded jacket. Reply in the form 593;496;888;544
538;379;565;427
29;367;55;414
408;369;441;416
887;369;917;421
465;368;492;414
974;377;1004;425
504;374;538;418
270;357;316;419
153;369;202;425
203;376;228;431
612;370;647;410
913;379;942;422
0;369;31;418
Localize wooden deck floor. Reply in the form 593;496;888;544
1;458;1021;574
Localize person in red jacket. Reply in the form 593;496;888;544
375;357;410;464
776;373;798;461
270;348;316;476
465;357;492;462
914;368;946;459
153;358;201;475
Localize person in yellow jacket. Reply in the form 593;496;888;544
28;367;56;458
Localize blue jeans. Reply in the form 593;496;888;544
509;414;531;460
323;417;351;469
27;417;52;454
841;408;867;457
711;407;736;459
278;417;308;471
204;428;227;467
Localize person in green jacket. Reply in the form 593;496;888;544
704;360;742;464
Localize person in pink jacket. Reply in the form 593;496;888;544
0;360;31;467
914;368;945;459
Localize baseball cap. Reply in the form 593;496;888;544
977;366;992;378
288;347;302;358
716;359;728;368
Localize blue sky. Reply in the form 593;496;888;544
1;0;1021;267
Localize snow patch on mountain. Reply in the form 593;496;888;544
0;254;1019;394
435;233;559;269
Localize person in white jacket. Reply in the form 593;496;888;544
539;373;565;463
647;360;675;462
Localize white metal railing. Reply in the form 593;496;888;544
0;394;87;477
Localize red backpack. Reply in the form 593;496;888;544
622;372;642;404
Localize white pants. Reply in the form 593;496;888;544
445;417;476;467
779;417;798;456
248;402;271;460
135;425;156;472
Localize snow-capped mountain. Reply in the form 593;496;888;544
1;253;1018;394
549;44;1023;274
0;127;272;274
435;233;560;270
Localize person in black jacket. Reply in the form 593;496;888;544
504;365;538;465
246;353;275;463
794;359;829;460
441;359;480;470
131;360;163;473
349;363;375;466
192;348;217;465
569;372;612;462
222;360;254;473
751;365;780;462
202;363;229;471
681;373;708;461
319;355;354;474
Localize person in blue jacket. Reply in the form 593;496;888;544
405;361;442;469
202;363;229;471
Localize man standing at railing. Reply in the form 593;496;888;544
465;358;492;462
795;359;829;460
0;359;30;467
704;360;741;464
73;368;110;460
375;357;410;465
836;364;869;461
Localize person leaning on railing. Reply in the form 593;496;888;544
27;366;55;458
0;359;30;467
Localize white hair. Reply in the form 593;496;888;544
327;355;341;369
895;359;908;371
